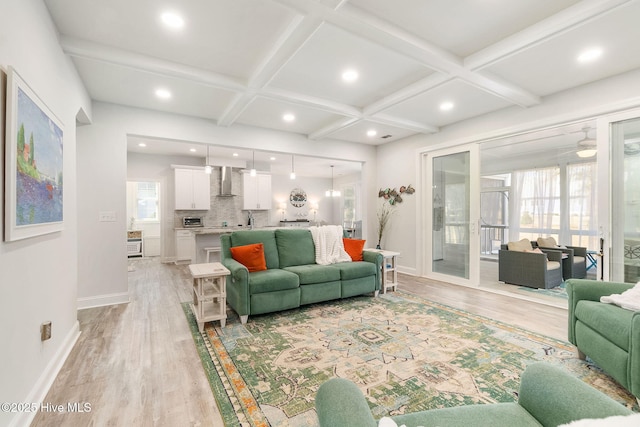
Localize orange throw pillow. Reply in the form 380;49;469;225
230;243;267;272
343;238;365;261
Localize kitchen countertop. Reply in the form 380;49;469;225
176;226;280;234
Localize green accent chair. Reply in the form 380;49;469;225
316;362;633;427
567;279;640;404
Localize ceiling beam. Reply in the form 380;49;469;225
465;0;635;71
60;36;246;91
308;117;361;140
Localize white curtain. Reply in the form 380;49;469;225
567;162;598;248
510;166;560;241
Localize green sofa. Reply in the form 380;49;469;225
220;228;382;324
316;362;633;427
567;279;640;403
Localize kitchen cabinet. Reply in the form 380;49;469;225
175;229;196;263
243;173;272;210
175;168;210;210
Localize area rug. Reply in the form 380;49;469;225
183;291;637;427
517;282;568;299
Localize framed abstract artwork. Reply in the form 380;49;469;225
4;67;64;241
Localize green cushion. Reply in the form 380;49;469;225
248;269;299;294
392;403;541;427
575;300;633;351
275;229;316;268
284;264;340;284
231;230;279;269
330;261;377;280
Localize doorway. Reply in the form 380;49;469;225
126;180;161;257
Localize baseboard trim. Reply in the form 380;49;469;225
77;292;129;310
9;321;80;427
398;266;416;276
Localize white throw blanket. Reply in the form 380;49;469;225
600;282;640;311
309;225;352;265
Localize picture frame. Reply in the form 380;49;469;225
4;67;64;241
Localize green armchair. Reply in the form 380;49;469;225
567;279;640;404
316;362;633;427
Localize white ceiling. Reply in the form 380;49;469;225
44;0;640;169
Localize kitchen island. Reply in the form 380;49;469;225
176;226;276;264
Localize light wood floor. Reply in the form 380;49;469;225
31;258;568;426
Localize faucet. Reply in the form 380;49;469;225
247;211;254;229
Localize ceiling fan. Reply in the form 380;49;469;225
576;126;597;158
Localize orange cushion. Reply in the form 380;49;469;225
230;243;267;272
343;238;365;261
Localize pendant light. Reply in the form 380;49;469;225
250;151;257;177
290;155;296;180
204;145;212;174
325;165;341;197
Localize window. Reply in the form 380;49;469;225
127;181;160;222
511;166;560;242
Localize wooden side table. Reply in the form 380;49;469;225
188;262;230;331
365;249;400;293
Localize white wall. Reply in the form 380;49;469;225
78;102;378;306
378;68;640;276
0;1;91;426
272;174;337;225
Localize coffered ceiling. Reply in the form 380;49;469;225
45;0;640;147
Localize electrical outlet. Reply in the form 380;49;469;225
41;321;51;341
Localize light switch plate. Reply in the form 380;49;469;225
99;211;116;222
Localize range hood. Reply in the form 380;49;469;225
218;166;236;197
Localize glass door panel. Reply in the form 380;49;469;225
427;145;479;285
610;116;640;282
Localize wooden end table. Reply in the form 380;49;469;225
365;249;400;293
188;262;230;331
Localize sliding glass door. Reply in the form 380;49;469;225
608;114;640;283
424;144;480;286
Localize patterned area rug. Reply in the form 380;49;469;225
183;291;637;427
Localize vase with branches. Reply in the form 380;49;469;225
376;202;394;249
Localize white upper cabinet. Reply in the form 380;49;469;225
175;168;211;210
243;173;272;210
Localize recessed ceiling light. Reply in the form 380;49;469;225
189;148;196;152
577;48;603;63
232;153;239;157
283;113;295;122
138;143;147;147
155;88;172;100
342;69;359;83
440;101;454;111
161;12;184;30
367;129;377;137
270;156;276;161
